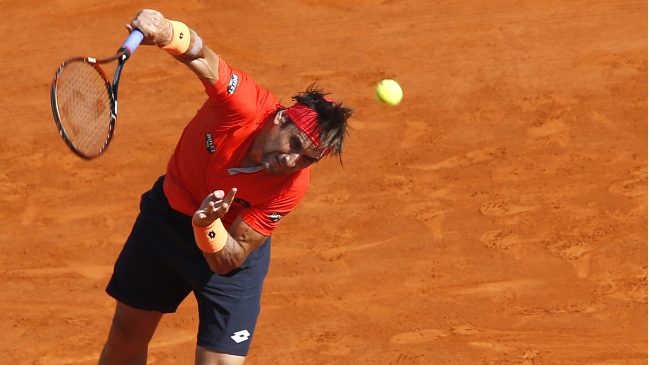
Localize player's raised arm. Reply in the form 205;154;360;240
128;9;220;85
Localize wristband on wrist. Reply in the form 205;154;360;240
160;20;191;55
192;219;228;253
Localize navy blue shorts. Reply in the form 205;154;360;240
106;176;271;356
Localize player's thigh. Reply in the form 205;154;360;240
192;237;272;356
195;346;245;365
108;301;164;345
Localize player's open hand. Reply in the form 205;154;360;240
193;188;237;226
127;9;172;47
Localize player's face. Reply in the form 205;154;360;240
261;113;322;174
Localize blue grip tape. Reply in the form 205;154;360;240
122;29;144;55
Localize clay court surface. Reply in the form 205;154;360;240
0;0;647;364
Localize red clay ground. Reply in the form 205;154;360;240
0;1;647;364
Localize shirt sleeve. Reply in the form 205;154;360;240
239;174;311;236
200;57;276;123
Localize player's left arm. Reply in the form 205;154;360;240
203;216;268;275
192;189;268;275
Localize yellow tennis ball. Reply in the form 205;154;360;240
376;79;403;106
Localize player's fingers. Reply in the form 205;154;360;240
208;201;217;212
131;19;157;45
132;9;170;46
213;189;236;216
223;188;237;206
199;190;221;210
130;22;156;45
214;203;229;217
192;209;207;222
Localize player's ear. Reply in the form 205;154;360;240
276;110;289;125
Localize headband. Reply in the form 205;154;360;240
284;98;334;155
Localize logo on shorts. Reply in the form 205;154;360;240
227;74;239;94
205;133;216;153
269;213;284;222
231;329;250;343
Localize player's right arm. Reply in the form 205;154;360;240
128;9;220;85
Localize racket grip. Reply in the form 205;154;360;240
121;29;144;56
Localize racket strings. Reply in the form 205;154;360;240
55;61;113;156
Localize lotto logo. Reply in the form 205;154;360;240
231;329;250;343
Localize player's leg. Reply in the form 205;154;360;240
190;237;272;364
101;176;196;363
195;346;245;365
98;301;163;365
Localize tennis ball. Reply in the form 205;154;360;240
375;79;403;106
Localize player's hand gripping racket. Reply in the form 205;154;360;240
50;30;144;159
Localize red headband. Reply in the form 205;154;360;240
285;98;334;155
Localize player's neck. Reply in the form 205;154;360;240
241;141;263;167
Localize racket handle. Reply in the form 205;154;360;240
121;29;144;57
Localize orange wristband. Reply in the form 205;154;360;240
192;219;228;253
160;20;191;55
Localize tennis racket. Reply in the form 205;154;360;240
50;30;145;159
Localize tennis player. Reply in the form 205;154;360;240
97;9;353;365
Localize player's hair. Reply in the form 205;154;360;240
288;84;353;161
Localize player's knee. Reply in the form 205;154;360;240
106;315;152;350
195;346;246;365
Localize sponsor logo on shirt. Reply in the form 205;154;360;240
269;212;284;222
227;73;239;94
205;133;216;154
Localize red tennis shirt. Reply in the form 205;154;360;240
163;57;311;236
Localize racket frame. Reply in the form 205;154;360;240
50;30;142;159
